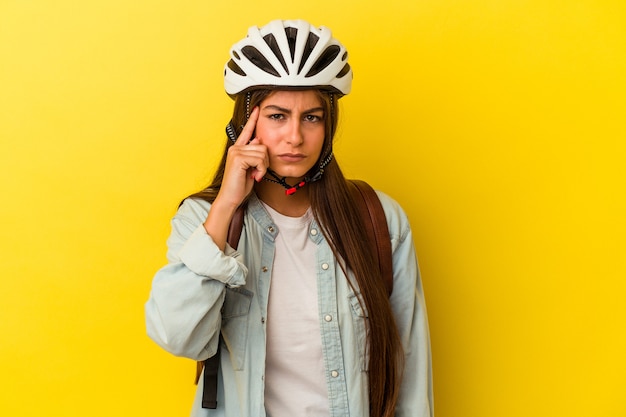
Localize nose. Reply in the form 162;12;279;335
285;120;304;146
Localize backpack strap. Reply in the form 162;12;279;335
200;347;220;408
346;180;393;296
226;204;246;250
197;181;393;408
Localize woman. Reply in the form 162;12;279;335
146;19;433;417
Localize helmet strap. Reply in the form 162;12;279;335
245;91;251;120
329;93;334;116
262;151;333;195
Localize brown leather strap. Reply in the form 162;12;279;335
347;180;393;296
226;205;245;250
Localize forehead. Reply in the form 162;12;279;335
260;90;324;109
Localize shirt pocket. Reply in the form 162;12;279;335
221;286;253;371
348;292;370;371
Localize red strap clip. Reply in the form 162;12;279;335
285;181;306;195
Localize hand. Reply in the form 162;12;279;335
203;107;268;250
216;106;268;209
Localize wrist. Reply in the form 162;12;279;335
203;197;239;251
210;195;240;219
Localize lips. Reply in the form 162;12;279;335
277;153;306;162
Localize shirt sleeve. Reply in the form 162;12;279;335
377;192;434;417
145;198;249;361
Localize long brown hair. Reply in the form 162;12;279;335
189;89;404;417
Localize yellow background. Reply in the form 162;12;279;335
1;0;624;416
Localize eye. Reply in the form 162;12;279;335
304;114;323;123
268;113;285;121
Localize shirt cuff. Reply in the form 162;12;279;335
177;224;247;287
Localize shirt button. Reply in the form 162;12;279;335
321;263;329;270
268;226;275;233
261;317;266;324
324;315;333;322
262;266;268;273
331;370;339;378
310;228;318;236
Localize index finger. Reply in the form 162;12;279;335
235;106;260;146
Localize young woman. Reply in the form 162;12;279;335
146;19;433;417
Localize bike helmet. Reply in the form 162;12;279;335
224;19;352;97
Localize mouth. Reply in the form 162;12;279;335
277;153;306;162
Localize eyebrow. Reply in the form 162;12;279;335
262;104;325;114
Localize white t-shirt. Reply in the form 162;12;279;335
262;203;330;417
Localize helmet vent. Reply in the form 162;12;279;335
227;59;247;76
305;45;340;78
298;32;320;74
241;45;280;77
284;27;297;63
336;63;351;78
263;33;289;74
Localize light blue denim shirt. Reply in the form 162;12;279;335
145;191;433;417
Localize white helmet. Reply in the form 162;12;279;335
224;20;352;97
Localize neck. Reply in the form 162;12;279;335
255;179;311;217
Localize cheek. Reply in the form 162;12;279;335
253;122;274;143
253;120;267;138
310;129;326;153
